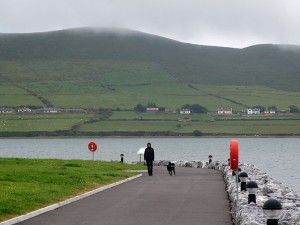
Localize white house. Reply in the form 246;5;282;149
180;109;191;114
36;108;59;113
247;108;261;115
45;108;59;113
0;107;13;113
146;108;159;113
17;107;32;113
264;109;276;114
217;108;233;114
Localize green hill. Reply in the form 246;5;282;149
0;27;300;111
0;28;300;136
1;27;300;91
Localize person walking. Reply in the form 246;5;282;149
144;143;155;176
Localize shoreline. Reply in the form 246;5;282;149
0;135;299;139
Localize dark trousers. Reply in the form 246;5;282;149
146;160;153;176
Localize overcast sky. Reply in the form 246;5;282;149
1;0;299;48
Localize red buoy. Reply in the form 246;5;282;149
230;140;239;170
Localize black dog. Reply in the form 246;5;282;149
167;161;176;176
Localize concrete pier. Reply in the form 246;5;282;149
17;166;232;225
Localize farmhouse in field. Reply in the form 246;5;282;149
247;108;261;115
36;107;60;113
264;109;276;114
180;109;191;114
217;108;233;114
146;108;159;113
17;107;32;113
0;107;14;113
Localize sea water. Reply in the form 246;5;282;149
0;138;299;193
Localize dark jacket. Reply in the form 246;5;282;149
144;147;154;161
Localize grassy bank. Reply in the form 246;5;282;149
1;112;300;137
0;158;145;221
79;113;300;136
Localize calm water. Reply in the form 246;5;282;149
0;138;299;193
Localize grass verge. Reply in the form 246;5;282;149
0;158;145;221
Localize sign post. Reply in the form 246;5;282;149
230;139;239;225
137;147;146;163
88;141;98;161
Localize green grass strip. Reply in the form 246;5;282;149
0;158;145;221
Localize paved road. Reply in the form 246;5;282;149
17;167;232;225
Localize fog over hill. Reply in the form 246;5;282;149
0;27;300;91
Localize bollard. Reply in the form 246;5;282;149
120;154;124;163
208;155;212;164
263;199;282;225
239;172;248;191
246;181;258;204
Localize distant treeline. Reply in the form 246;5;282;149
0;130;298;137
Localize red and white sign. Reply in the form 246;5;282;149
88;141;98;152
230;139;239;170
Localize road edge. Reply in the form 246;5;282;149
0;174;143;225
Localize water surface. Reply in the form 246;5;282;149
0;138;299;193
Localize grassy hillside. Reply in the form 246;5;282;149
0;27;300;91
1;111;300;137
0;27;300;136
1;58;299;110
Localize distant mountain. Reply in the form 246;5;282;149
0;27;300;91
